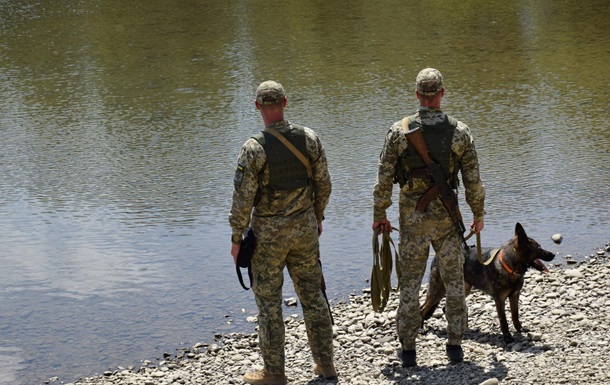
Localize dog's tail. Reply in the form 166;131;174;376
420;264;446;326
420;300;441;324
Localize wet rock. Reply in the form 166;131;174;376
285;297;298;307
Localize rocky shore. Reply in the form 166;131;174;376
65;250;610;385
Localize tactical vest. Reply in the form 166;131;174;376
396;114;459;188
252;124;310;191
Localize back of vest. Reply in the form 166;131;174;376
399;115;458;186
253;125;310;191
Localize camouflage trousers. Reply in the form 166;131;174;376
250;207;334;375
396;195;468;350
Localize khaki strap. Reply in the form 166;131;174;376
464;229;486;263
480;247;501;266
371;226;400;312
264;127;312;177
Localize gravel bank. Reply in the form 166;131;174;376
65;253;610;385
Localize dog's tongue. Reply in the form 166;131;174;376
532;259;549;273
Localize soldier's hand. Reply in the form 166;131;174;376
470;219;484;234
373;219;392;233
231;243;240;265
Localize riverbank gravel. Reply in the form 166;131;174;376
64;251;610;385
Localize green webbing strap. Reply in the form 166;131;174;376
371;226;400;312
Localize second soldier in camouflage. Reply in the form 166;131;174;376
372;68;486;367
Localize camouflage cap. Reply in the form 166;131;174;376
256;80;285;105
416;68;444;96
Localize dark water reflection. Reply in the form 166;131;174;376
1;1;609;384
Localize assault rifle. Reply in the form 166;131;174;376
403;121;468;250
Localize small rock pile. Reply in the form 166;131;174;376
66;255;610;385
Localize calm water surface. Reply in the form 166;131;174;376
1;1;609;384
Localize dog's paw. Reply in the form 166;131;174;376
503;334;515;343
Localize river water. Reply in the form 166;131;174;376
1;1;608;384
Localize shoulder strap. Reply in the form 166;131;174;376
252;131;265;145
264;126;312;177
402;115;456;132
400;116;410;133
447;116;458;128
401;115;421;133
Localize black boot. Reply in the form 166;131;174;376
446;344;464;363
399;349;416;367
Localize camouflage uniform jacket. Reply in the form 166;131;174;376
373;107;485;223
230;120;332;244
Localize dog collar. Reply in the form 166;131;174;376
498;249;518;276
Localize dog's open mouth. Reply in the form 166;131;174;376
531;259;549;273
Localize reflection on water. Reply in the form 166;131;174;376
0;347;25;385
1;1;609;384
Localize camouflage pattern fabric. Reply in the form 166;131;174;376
251;208;334;373
395;206;468;349
229;119;333;374
373;107;485;350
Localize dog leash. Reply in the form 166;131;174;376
371;226;400;312
465;229;492;265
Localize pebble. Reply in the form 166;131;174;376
64;259;610;385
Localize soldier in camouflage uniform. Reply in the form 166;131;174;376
230;81;336;385
372;68;485;367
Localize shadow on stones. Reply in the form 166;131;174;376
423;324;508;348
379;360;508;384
422;324;557;353
305;377;339;385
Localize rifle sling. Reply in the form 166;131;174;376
264;126;312;177
415;183;461;219
401;117;460;220
415;184;440;212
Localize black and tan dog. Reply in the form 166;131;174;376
420;222;556;342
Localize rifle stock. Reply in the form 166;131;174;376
405;127;434;166
405;126;468;250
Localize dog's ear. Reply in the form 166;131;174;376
515;222;528;248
